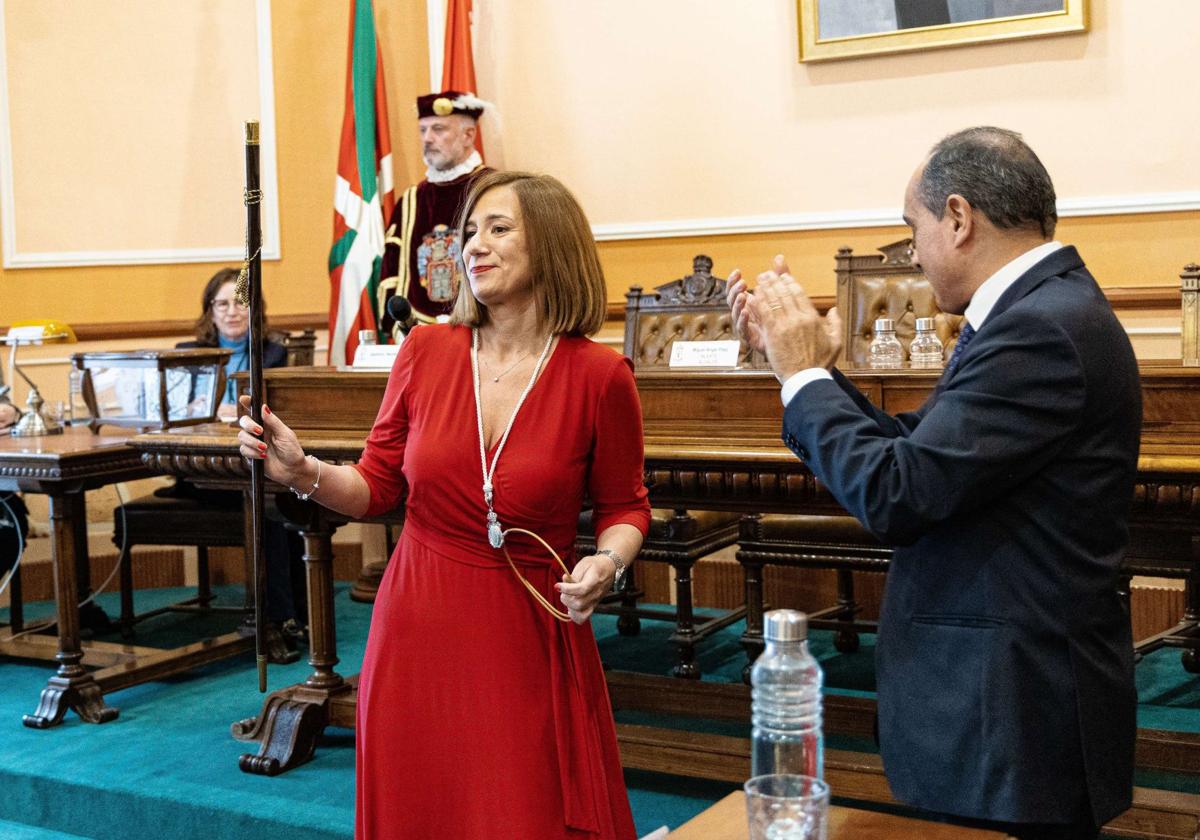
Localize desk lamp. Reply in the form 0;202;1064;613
3;320;77;437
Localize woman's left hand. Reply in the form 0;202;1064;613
555;554;616;624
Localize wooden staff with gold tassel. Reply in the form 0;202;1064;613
234;119;268;693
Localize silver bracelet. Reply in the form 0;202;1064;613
595;548;627;588
291;455;321;501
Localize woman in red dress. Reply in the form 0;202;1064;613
238;171;650;839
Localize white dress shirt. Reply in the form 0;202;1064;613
779;240;1064;407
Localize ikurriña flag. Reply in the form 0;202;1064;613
328;0;395;366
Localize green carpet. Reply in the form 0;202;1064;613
1;586;1198;838
0;819;94;840
0;586;741;839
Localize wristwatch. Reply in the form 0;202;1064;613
596;548;628;592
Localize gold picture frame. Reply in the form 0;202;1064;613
798;0;1087;63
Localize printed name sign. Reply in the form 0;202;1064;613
668;340;741;369
352;342;403;370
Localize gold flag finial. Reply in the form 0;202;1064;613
245;120;259;145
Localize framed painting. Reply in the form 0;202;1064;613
798;0;1087;62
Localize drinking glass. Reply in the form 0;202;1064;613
744;774;829;840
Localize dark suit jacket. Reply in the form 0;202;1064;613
782;247;1140;824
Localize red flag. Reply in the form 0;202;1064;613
441;0;484;157
328;0;395;366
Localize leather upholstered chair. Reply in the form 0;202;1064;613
836;239;964;366
576;255;745;679
623;257;766;371
735;241;962;680
111;329;316;648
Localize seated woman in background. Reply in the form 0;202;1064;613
178;267;287;419
169;267;306;660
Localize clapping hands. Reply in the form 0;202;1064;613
726;254;843;382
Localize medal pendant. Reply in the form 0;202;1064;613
487;512;504;548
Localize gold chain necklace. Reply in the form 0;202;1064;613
482;349;531;383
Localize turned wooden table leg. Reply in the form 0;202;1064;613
300;518;344;691
670;559;701;680
234;511;347;775
24;492;117;728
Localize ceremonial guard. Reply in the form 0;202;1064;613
378;90;492;334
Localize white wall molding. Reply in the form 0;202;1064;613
1125;326;1181;337
590;191;1200;242
0;0;281;269
3;247;262;270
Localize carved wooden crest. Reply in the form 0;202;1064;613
878;238;915;266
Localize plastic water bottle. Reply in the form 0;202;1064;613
751;610;824;779
908;317;945;369
866;318;904;369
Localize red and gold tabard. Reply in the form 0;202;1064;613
378;165;492;331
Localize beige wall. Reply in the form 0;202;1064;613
476;0;1198;222
1;0;1196;335
3;1;265;260
475;0;1198;300
595;213;1198;307
0;0;429;327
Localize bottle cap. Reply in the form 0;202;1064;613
874;318;894;332
764;609;808;642
915;317;935;331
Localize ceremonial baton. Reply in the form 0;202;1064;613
235;120;269;693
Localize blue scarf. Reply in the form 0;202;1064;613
218;334;249;406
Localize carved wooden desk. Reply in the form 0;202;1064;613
130;362;1200;775
638;362;1200;670
133;373;391;775
0;426;253;729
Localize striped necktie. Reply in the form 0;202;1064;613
945;322;976;377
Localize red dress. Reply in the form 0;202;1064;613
353;325;651;840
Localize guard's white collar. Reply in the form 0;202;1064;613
426;150;483;185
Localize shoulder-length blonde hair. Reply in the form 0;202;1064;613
450;171;607;336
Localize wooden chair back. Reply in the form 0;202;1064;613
835;239;964;367
622;255;767;370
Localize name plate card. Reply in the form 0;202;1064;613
351;342;403;370
668;340;741;369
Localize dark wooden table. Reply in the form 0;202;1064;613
0;425;253;728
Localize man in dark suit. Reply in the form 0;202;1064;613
727;127;1140;839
